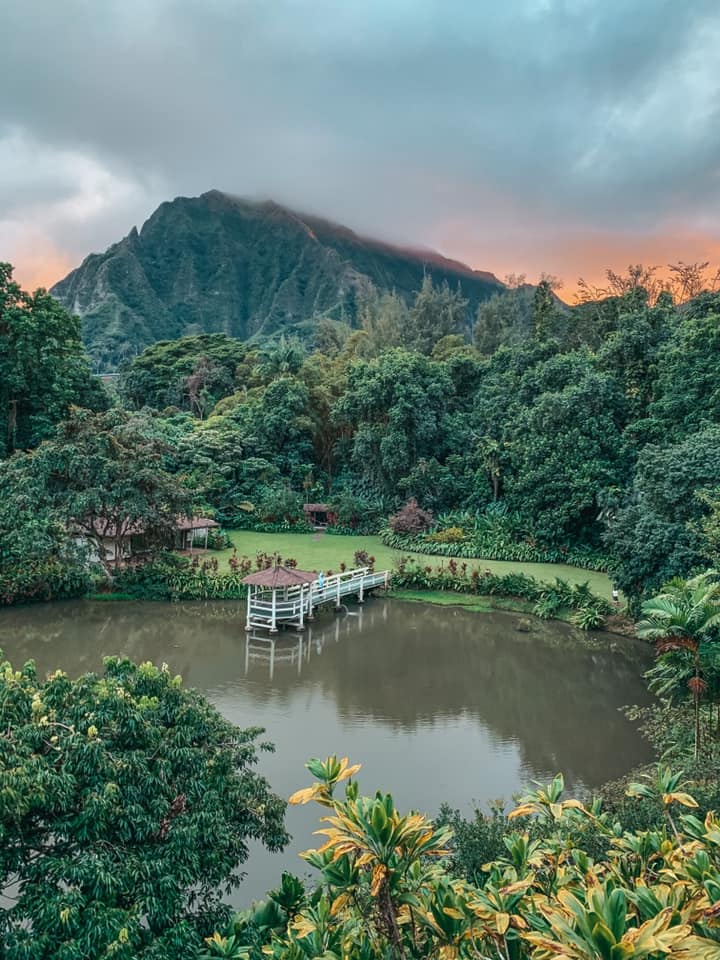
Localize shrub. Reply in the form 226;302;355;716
380;527;614;572
428;526;467;543
392;557;607;628
353;549;376;571
206;529;232;550
388;498;434;535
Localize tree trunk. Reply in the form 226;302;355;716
694;668;701;762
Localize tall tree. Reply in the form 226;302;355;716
10;407;192;569
605;426;720;601
0;263;106;457
404;275;468;355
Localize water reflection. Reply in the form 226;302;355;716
0;596;654;902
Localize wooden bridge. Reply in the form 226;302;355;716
243;565;390;633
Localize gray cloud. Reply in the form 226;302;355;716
2;0;720;285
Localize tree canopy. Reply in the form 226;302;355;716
0;655;288;958
0;263;107;457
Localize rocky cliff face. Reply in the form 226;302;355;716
52;190;502;369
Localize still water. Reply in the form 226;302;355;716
0;597;653;902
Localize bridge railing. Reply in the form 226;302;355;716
247;567;389;623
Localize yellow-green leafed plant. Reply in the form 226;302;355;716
211;759;720;960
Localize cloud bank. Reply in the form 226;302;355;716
2;0;720;291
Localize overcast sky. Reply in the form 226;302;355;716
2;0;720;293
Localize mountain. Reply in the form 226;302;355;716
51;191;503;369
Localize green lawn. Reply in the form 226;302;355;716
212;531;613;598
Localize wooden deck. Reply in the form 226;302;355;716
245;566;390;633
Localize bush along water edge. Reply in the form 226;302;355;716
392;556;611;629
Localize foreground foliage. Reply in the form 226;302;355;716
208;758;720;960
0;655;288;958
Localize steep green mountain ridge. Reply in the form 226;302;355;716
51;191;502;369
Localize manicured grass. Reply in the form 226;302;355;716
212;531;614;598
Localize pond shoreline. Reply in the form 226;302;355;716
388;588;637;637
78;583;637;638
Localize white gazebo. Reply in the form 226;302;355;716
242;565;318;633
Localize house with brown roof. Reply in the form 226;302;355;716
76;516;220;564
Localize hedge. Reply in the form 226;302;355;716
380;528;614;572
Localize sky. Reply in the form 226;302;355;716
2;0;720;296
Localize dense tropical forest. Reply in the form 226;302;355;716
4;256;720;608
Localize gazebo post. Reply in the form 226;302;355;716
270;589;278;633
298;583;305;630
240;565;321;633
245;584;253;631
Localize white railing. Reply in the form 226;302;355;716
247;567;389;628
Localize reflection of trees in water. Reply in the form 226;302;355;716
299;603;654;786
1;598;653;787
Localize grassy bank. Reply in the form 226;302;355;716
389;588;537;616
215;531;614;597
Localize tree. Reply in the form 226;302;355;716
0;456;91;605
0;655;288;957
403;275;468;355
255;337;306;382
354;288;407;357
8;407;192;570
334;351;453;498
117;333;254;413
532;274;562;340
504;367;630;544
637;572;720;759
474;275;534;355
0;263;107;457
649;308;720;437
606;426;720;600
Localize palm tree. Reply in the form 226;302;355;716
256;336;306;381
637;571;720;760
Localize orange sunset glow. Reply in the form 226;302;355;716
13;225;720;301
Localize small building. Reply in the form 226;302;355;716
76;515;220;564
303;503;336;529
174;516;220;551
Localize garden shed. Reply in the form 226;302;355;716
303;503;335;528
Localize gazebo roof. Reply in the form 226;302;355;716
241;565;317;588
303;503;329;513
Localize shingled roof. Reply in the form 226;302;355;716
241;565;318;588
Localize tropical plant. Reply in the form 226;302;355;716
637;571;720;759
206;759;720;960
388;497;434;534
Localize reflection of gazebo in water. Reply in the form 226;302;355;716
242;565;318;634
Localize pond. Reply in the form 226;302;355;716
0;597;654;903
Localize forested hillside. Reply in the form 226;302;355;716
51;192;503;370
6;257;720;609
